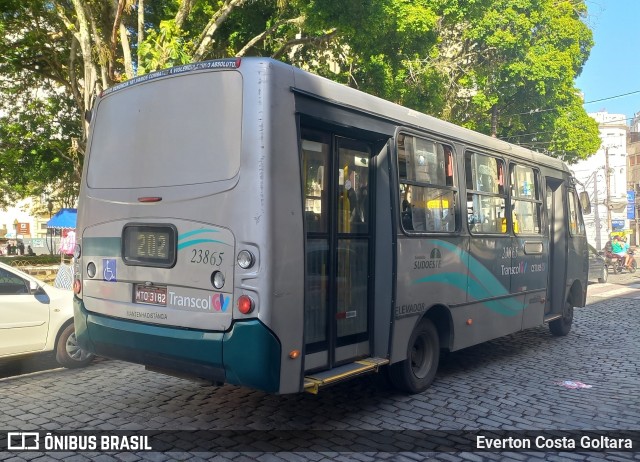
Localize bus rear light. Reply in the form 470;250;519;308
237;295;254;314
138;196;162;202
73;244;81;259
87;262;97;278
73;279;82;295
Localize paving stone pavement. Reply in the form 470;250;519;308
0;293;639;461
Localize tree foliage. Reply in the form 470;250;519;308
0;0;600;206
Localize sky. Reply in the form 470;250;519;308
575;0;640;123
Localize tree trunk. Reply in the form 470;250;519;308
193;0;246;61
137;0;144;70
110;0;127;81
120;24;134;79
175;0;195;29
70;0;99;139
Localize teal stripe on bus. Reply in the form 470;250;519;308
178;228;220;240
223;320;281;393
412;240;522;316
82;237;121;257
177;228;231;249
75;298;225;368
177;238;231;250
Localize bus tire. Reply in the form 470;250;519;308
549;301;573;337
55;323;94;368
388;318;439;393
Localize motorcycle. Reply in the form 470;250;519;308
604;248;637;274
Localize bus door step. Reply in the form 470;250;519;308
303;357;389;394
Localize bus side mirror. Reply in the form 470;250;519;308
579;191;591;215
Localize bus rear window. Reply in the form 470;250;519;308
87;71;242;189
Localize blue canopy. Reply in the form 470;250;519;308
47;208;77;229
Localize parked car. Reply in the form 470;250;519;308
588;244;608;283
0;262;94;368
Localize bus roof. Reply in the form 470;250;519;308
99;57;571;174
286;60;569;173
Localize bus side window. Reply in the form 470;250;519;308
302;136;330;233
465;151;506;234
397;134;457;233
510;164;542;235
568;190;584;236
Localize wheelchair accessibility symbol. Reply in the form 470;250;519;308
103;259;117;282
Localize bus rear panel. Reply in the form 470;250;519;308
75;60;305;394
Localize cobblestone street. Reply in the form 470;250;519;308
1;280;639;461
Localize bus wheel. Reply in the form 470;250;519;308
389;318;439;393
549;301;573;337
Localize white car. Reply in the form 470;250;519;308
0;262;94;368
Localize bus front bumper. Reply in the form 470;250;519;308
73;297;281;393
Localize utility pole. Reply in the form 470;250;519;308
605;146;612;233
594;171;601;249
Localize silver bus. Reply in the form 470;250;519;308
73;58;589;394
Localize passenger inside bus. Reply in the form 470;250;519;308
358;180;369;224
405;181;459;232
402;199;413;230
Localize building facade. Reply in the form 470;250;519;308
627;112;640;245
572;112;629;250
0;198;56;255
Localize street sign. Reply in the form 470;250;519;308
628;190;636;219
612;219;625;231
17;222;30;235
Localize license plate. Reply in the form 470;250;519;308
134;284;167;306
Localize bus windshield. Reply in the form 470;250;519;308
87;71;242;189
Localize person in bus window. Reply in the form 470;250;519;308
402;192;414;230
442;208;454;231
358;180;369;225
411;200;427;231
346;169;362;224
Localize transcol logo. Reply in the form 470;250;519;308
501;261;528;275
501;261;547;275
168;292;230;311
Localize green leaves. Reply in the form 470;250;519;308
138;19;193;73
0;90;81;208
430;0;597;160
0;0;601;207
